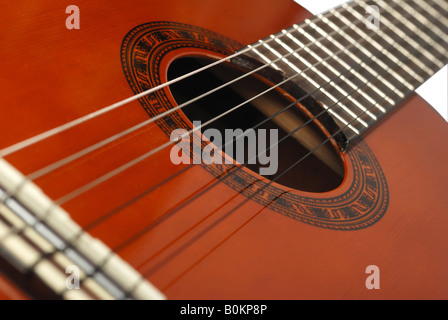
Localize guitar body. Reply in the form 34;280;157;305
1;0;447;299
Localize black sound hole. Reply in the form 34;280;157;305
168;56;344;193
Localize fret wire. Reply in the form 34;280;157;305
338;4;428;82
72;1;448;235
432;0;448;10
400;0;448;49
343;3;433;79
401;0;448;36
429;0;448;32
33;8;394;184
306;21;404;96
266;34;370;128
60;17;415;206
7;0;448;206
33;26;345;182
295;24;386;116
245;4;359;71
135;71;417;272
1;1;361;160
259;39;309;76
397;1;448;67
53;2;444;246
431;0;448;12
375;0;446;68
304;19;400;108
412;0;448;41
66;5;436;207
247;44;281;70
366;16;442;75
304;0;448;135
375;0;447;67
2;1;447;291
280;30;378;123
259;36;365;132
266;36;317;77
318;13;415;94
319;13;417;92
266;10;402;126
388;0;448;46
412;1;448;58
298;24;381;91
295;52;377;125
290;29;342;76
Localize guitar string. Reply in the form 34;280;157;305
50;0;443;207
0;0;444;241
101;5;448;264
83;0;448;234
148;51;448;284
0;0;443;294
25;10;370;182
4;0;434;164
88;36;421;292
423;0;448;38
79;0;448;296
82;10;421;233
0;0;441;256
26;0;405;182
79;0;448;294
0;0;363;159
0;0;424;248
45;0;448;296
3;0;433;206
110;33;433;259
25;0;424;182
142;71;411;280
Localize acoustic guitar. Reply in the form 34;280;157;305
0;0;447;300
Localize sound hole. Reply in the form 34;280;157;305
168;56;344;193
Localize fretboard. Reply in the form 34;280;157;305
240;0;448;144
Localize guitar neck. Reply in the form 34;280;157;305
240;0;448;144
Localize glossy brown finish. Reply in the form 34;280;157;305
160;95;448;299
1;0;448;299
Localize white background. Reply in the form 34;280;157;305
294;0;448;121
